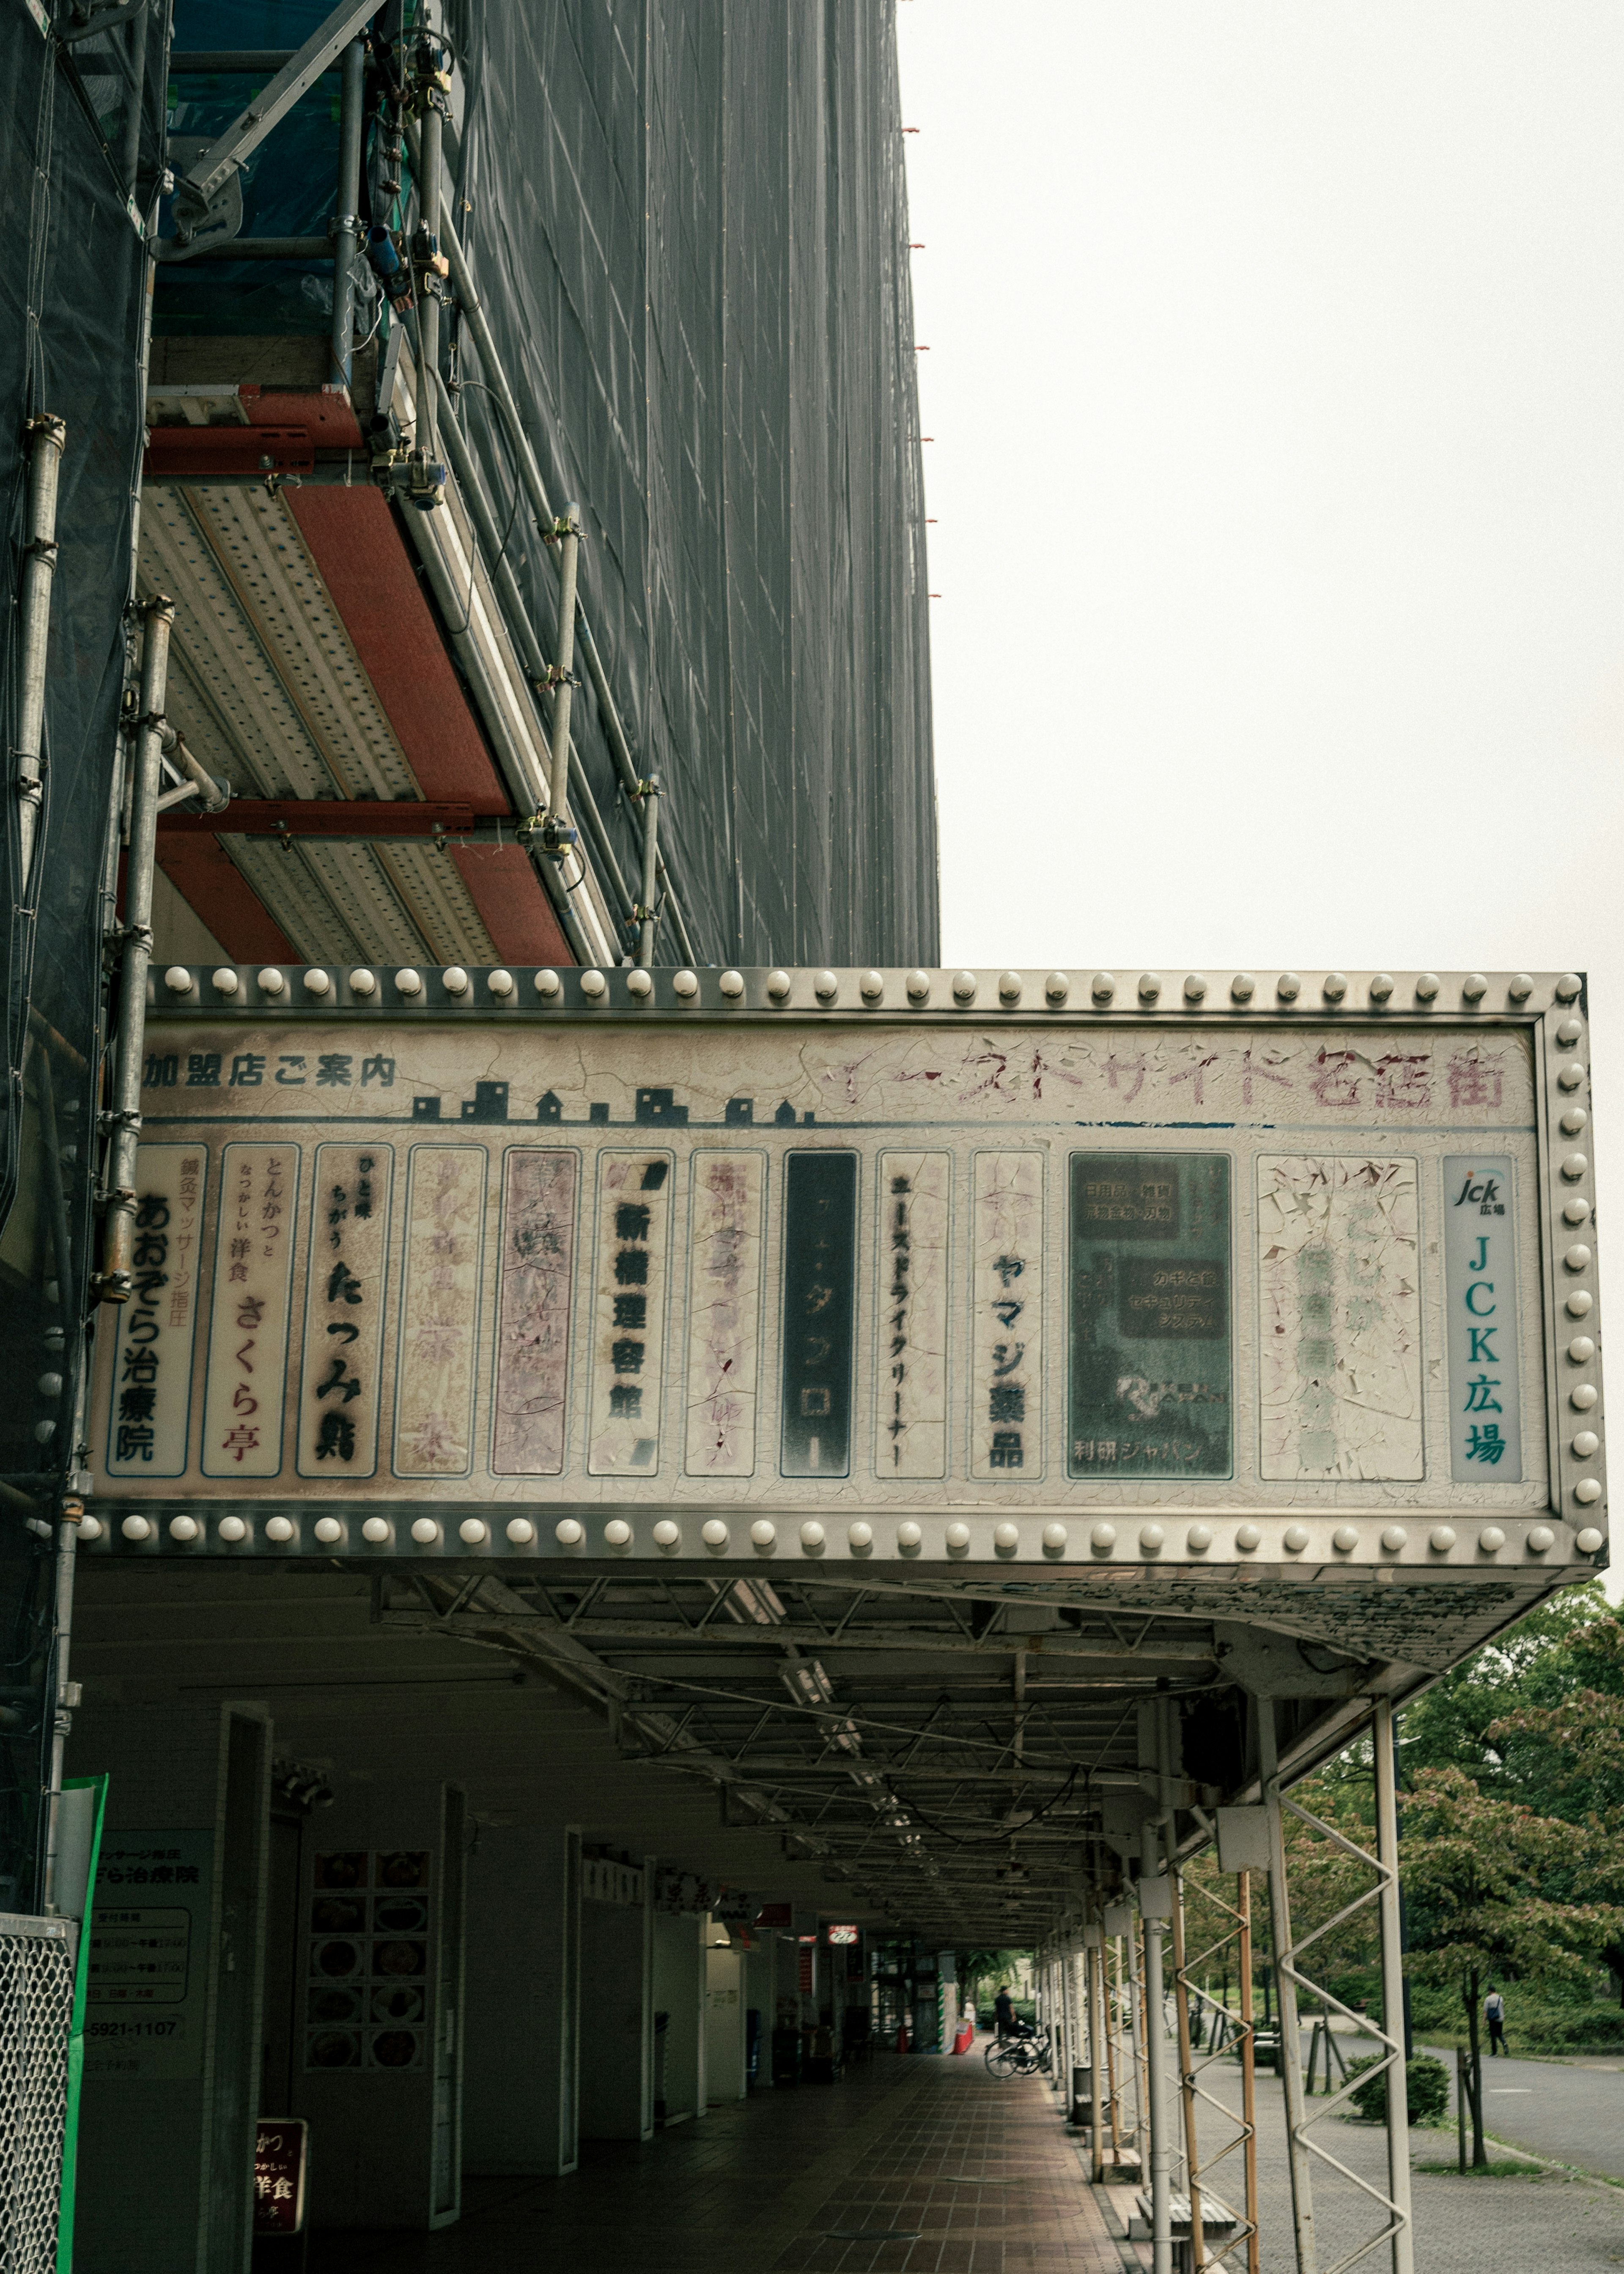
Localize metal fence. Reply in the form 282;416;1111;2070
0;1915;76;2274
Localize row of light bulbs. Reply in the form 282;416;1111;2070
164;966;1586;1013
88;1512;1599;1558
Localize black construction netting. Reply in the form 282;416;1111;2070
0;0;159;1905
444;0;939;968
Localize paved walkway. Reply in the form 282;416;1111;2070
307;2054;1120;2274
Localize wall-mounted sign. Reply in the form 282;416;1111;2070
253;2120;308;2235
88;968;1604;1572
85;1829;211;2081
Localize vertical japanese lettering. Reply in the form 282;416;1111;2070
392;1147;487;1478
587;1152;672;1473
201;1143;300;1478
1443;1154;1523;1483
104;1145;208;1478
685;1151;765;1477
779;1152;858;1478
296;1144;394;1478
1257;1157;1421;1482
873;1151;949;1480
971;1153;1043;1479
492;1150;578;1476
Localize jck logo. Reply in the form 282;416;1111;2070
1452;1171;1506;1218
1452;1173;1499;1207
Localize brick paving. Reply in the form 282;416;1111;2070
305;2052;1119;2274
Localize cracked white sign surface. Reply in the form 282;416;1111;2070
1257;1156;1422;1481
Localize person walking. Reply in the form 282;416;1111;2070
994;1984;1015;2040
1485;1987;1507;2056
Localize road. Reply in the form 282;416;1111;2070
1418;2040;1624;2180
1283;2016;1624;2179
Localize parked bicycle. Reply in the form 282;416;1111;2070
984;2021;1053;2079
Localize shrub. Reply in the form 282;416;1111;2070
1520;2005;1624;2052
1346;2053;1450;2127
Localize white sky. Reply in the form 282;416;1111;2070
897;2;1624;1601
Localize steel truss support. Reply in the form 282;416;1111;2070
1262;1696;1414;2274
1086;1933;1107;2181
1128;1914;1149;2170
1170;1862;1261;2272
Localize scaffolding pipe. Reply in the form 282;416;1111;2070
14;415;66;892
153;725;229;815
546;508;581;839
119;0;148;192
1237;1872;1262;2274
98;596;174;1303
40;1494;82;1914
429;374;636;931
410;135;697;964
1372;1698;1415;2274
329;37;365;389
636;773;661;967
1261;1701;1318;2274
416;60;443;461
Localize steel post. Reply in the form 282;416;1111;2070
14;415;66;891
98;597;174;1302
1145;1698;1176;2273
416;88;442;456
547;509;581;832
1131;1917;1149;2165
638;772;661;965
119;0;148;193
1088;1938;1107;2181
1171;1867;1206;2266
40;1500;81;1913
1144;1898;1173;2274
1373;1697;1415;2274
1261;1700;1318;2274
1104;1930;1125;2163
329;37;365;388
1237;1872;1261;2274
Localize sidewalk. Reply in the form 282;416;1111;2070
305;2053;1123;2274
1097;2048;1624;2274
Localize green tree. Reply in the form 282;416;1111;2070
955;1947;1028;2015
1397;1765;1624;2164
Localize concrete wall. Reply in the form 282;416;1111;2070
71;1700;271;2274
579;1862;653;2141
464;1824;582;2176
743;1933;777;2087
652;1911;705;2123
704;1943;746;2104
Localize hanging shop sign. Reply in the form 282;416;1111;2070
86;964;1604;1574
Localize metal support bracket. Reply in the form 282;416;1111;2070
170;0;379;236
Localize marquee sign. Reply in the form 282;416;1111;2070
85;964;1605;1574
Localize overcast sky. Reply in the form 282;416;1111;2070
898;2;1624;1598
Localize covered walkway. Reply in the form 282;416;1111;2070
306;2052;1120;2274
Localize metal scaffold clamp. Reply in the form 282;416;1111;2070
517;807;579;860
370;440;446;511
